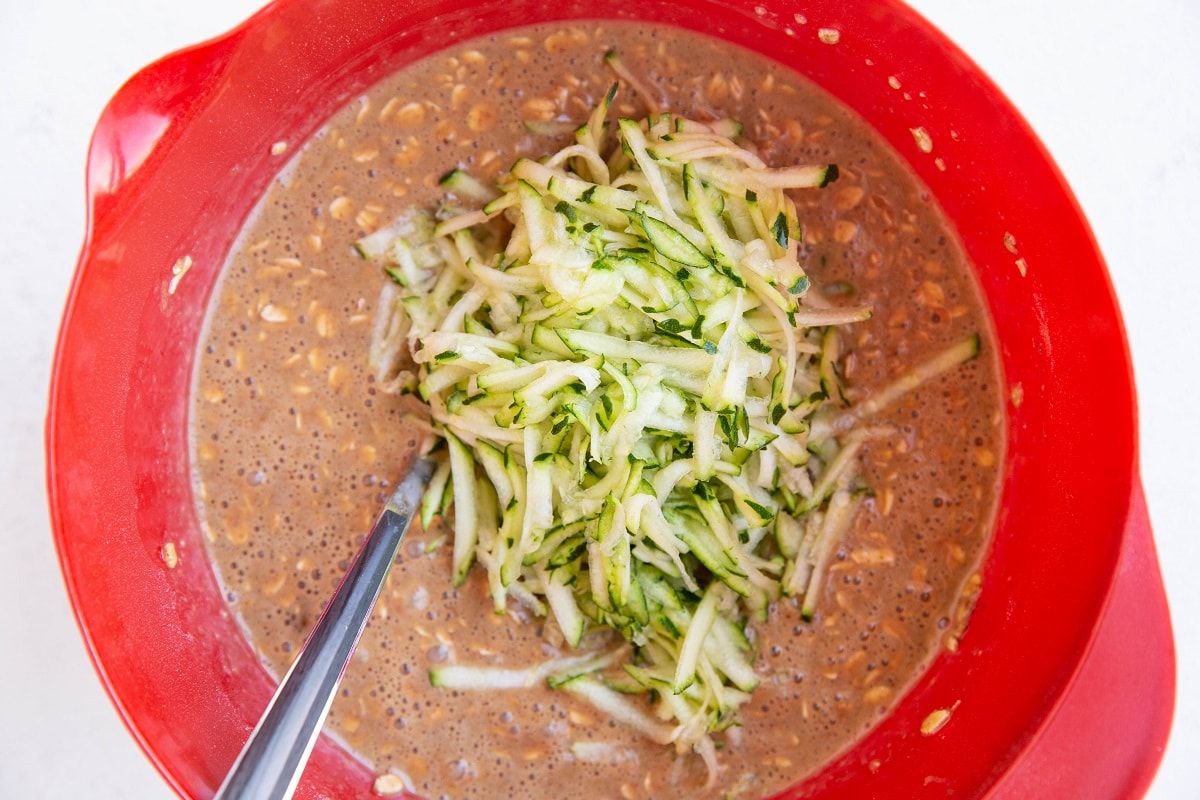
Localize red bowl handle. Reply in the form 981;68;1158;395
82;20;252;239
987;478;1175;799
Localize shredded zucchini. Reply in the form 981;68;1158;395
360;81;980;767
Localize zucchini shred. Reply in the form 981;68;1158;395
360;82;979;773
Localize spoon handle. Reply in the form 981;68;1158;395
213;456;436;800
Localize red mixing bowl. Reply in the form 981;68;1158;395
46;0;1175;797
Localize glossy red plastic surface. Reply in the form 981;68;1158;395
46;0;1174;798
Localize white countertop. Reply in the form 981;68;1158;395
1;1;1196;797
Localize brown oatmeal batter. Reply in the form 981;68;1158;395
191;21;1003;800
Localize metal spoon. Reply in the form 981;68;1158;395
213;456;436;800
